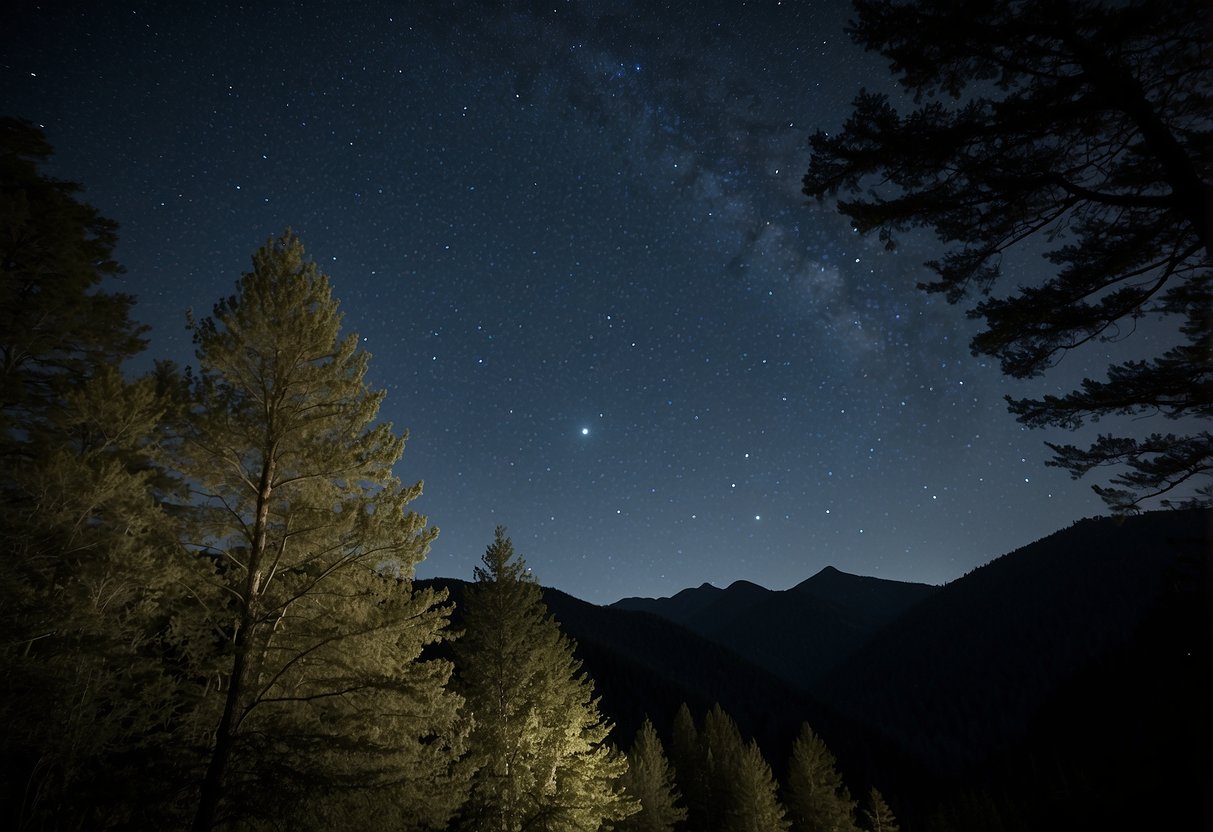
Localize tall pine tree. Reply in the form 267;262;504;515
669;702;709;832
859;787;899;832
177;230;465;831
701;704;789;832
618;718;687;832
453;527;636;832
784;723;859;832
0;118;196;829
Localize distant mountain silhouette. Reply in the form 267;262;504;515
416;577;819;749
613;565;937;687
416;577;908;790
815;508;1210;777
422;508;1211;830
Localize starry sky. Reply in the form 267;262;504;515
4;0;1128;604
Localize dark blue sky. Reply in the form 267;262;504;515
4;0;1125;603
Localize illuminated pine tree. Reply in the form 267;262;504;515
785;723;859;832
178;230;465;832
453;527;636;832
619;718;687;832
860;787;899;832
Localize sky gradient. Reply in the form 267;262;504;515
4;0;1131;604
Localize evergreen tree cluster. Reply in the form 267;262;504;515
654;702;895;832
0;116;903;832
0;119;635;832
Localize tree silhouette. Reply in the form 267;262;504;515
0;119;192;829
803;0;1211;511
701;704;790;832
0;116;145;458
669;702;709;831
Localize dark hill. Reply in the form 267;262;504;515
416;577;913;791
417;578;822;755
816;508;1211;780
613;566;937;687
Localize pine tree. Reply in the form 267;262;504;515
176;231;465;831
802;0;1211;511
859;787;899;832
0;367;201;829
453;527;636;832
0;119;196;828
618;718;687;832
701;704;789;832
669;702;709;832
784;723;859;832
0;117;145;451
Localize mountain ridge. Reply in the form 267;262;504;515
612;564;938;688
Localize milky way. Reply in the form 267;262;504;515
2;1;1115;603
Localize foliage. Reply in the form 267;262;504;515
802;0;1212;511
784;722;859;832
694;704;790;832
0;117;145;451
669;702;709;831
859;787;898;832
618;718;687;832
0;368;201;830
453;527;635;832
0;119;195;830
176;230;465;831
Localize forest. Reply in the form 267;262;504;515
0;118;896;831
4;0;1210;825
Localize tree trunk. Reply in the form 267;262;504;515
190;453;274;832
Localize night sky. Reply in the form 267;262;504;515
4;0;1123;604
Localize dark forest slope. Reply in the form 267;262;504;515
613;566;937;687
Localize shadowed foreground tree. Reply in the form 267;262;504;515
178;231;466;831
0;117;146;452
803;0;1212;511
669;702;709;831
453;527;635;832
701;704;790;832
0;367;200;830
0;118;198;829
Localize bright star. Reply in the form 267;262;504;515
581;427;590;436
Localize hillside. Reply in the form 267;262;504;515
613;565;937;687
817;508;1210;775
425;508;1211;830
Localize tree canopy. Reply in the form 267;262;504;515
618;718;688;832
0;116;145;456
453;527;634;832
178;231;465;831
803;0;1212;511
0;119;191;830
784;722;858;832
